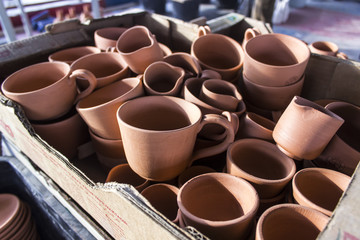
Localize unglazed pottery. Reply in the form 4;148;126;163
178;172;259;240
31;109;90;160
256;203;329;240
76;77;144;140
1;61;97;121
309;41;348;59
314;101;360;176
177;165;216;187
0;194;21;231
141;184;180;223
236;112;275;142
106;164;150;192
273;96;344;160
48;46;101;65
227;138;296;199
292;167;351;216
116;96;235;181
143;61;185;96
89;129;127;172
243;33;310;87
163;52;202;79
242;73;305;111
199;79;243;112
257;187;287;217
191;31;245;81
94;27;128;51
116;25;164;74
242;27;261;48
70;52;130;89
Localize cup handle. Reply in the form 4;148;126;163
106;46;116;52
336;52;348;60
197;25;211;37
189;113;235;166
242;27;261;47
69;69;97;104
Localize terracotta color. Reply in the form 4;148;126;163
273;96;344;160
178;172;259;240
48;46;101;65
6;203;32;240
106;164;150;192
163;52;202;79
236;112;275;142
199;79;243;112
31;110;90;160
177;165;216;187
1;62;97;121
309;41;338;56
143;61;185;96
242;27;261;48
191;33;245;81
116;96;235;181
257;187;287;217
70;52;130;89
292;167;351;216
314;101;360;176
94;27;128;51
0;194;21;231
242;73;305;111
141;184;180;223
227;138;296;199
89;129;127;172
116;25;164;74
256;203;329;240
243;33;310;87
76;77;144;139
159;43;172;57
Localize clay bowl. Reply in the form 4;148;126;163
48;46;101;65
292;167;351;216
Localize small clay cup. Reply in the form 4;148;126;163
70;52;130;89
227;138;296;199
309;41;348;59
256;203;329;240
178;172;259;240
143;61;185;96
94;27;127;51
177;165;216;188
116;25;164;74
76;77;144;140
48;46;101;65
236;112;275;142
242;27;261;48
273;96;344;160
163;52;202;79
292;167;351;216
1;61;97;121
106;163;150;192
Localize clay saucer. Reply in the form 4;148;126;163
0;194;22;235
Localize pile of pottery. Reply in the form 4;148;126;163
1;24;359;240
0;193;39;240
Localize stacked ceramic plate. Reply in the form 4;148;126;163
0;193;39;240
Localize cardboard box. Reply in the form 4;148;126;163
0;10;359;240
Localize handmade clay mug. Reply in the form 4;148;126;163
227;138;296;199
143;61;185;96
106;163;150;192
309;41;348;59
236;112;275;142
242;27;261;48
273;96;344;160
141;184;180;224
94;27;128;51
243;33;310;87
292;167;351;216
76;77;144;140
48;46;101;65
177;172;259;240
116;25;164;74
177;165;216;188
116;96;235;181
163;52;202;79
256;203;329;240
191;30;245;81
1;61;97;121
70;52;130;89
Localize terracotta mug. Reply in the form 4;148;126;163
143;61;185;96
94;27;128;51
141;184;180;224
31;109;90;160
177;165;216;188
105;163;150;192
163;52;202;79
48;46;101;65
243;33;310;87
116;25;164;74
191;30;245;81
177;172;259;240
242;27;261;48
236;112;275;142
309;41;348;59
227;138;296;199
256;203;329;240
70;52;130;89
76;77;144;140
116;96;235;181
1;61;97;121
273;96;344;160
292;167;351;216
